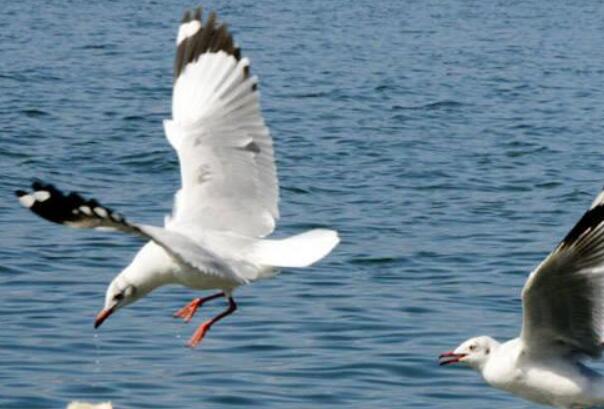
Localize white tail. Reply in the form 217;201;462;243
250;229;339;268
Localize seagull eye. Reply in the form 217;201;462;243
469;345;477;351
113;293;124;301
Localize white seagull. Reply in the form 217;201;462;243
16;8;339;348
440;187;604;408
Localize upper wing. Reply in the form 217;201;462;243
521;188;604;358
15;181;248;284
164;8;278;238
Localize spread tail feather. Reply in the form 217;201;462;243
250;229;339;268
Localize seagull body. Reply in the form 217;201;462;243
469;337;604;407
440;189;604;408
16;8;339;347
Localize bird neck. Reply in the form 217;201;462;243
477;338;502;374
121;241;179;297
121;267;174;299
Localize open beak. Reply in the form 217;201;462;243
94;306;116;328
438;351;467;366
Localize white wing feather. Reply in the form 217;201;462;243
166;13;278;238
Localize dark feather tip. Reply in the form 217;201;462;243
174;8;241;80
560;205;604;248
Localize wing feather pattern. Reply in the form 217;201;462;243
521;188;604;358
165;7;278;238
15;181;247;284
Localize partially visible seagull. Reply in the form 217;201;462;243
16;8;339;348
67;402;112;409
440;187;604;408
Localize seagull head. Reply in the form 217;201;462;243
94;242;178;328
439;336;498;370
95;277;140;328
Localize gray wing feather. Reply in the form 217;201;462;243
521;188;604;358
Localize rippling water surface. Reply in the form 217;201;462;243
2;1;604;408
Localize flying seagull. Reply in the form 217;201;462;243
440;187;604;407
16;8;339;348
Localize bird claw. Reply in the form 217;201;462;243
173;298;202;322
181;294;235;348
186;321;210;348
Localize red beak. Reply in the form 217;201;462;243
438;351;466;366
94;306;115;328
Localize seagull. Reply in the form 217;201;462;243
67;402;112;409
439;187;604;408
15;8;339;348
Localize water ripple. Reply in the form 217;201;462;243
3;1;604;409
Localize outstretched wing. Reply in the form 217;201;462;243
16;180;129;231
521;188;604;358
164;8;278;238
16;181;248;284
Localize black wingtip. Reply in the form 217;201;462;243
14;180;128;229
174;8;241;80
560;199;604;249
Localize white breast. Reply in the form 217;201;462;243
482;340;593;407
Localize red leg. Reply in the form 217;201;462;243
173;291;224;322
186;297;237;348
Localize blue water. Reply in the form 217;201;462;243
2;1;604;408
